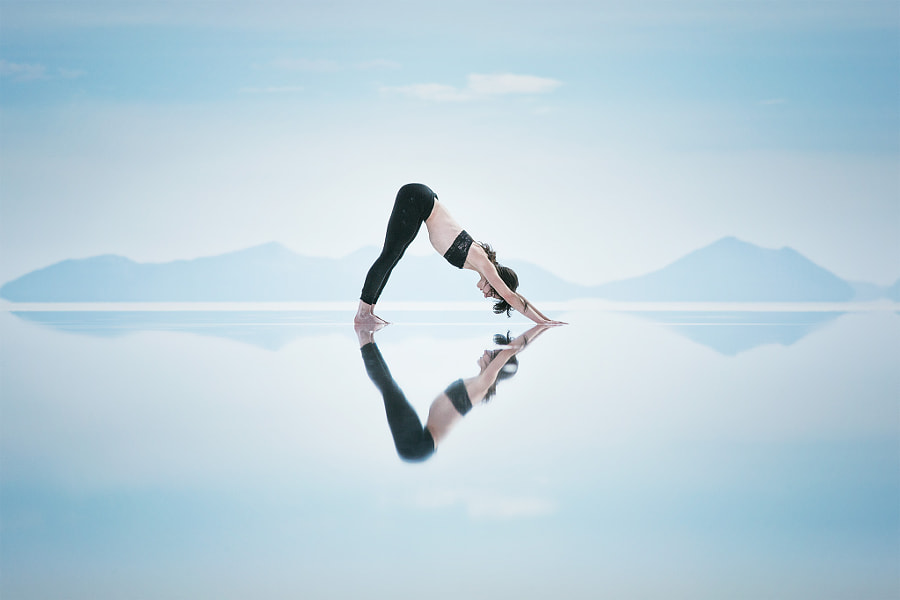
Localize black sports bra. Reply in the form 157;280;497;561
443;230;474;269
444;378;472;415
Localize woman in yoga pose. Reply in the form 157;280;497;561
357;323;552;462
355;183;565;326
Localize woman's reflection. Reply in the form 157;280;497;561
355;324;552;462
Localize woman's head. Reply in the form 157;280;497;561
492;265;520;316
478;243;522;317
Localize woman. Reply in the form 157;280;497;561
357;323;552;462
355;183;565;326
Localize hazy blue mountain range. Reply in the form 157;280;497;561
1;237;896;302
592;237;855;301
886;278;900;301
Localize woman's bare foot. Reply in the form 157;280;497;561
354;312;389;326
354;300;390;326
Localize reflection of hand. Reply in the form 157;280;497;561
509;323;554;349
524;323;553;337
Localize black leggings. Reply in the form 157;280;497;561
361;342;435;462
360;183;437;305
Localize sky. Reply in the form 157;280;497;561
1;0;898;287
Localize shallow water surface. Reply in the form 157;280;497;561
1;305;898;599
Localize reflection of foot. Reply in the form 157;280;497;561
354;321;385;346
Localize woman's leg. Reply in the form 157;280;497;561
359;184;436;306
360;342;435;462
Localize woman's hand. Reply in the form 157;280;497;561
524;308;566;326
542;318;566;325
525;312;566;326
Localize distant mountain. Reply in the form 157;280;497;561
590;237;855;302
886;279;900;302
0;242;585;303
0;237;893;303
0;243;370;302
848;281;888;301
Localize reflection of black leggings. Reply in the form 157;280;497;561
360;183;437;305
361;342;435;462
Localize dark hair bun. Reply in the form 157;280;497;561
493;331;513;345
478;243;527;318
492;265;520;317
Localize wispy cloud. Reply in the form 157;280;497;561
57;67;86;79
271;58;340;72
268;57;401;72
356;58;401;71
238;85;305;94
413;488;556;519
468;73;562;95
385;83;471;102
0;59;47;81
0;59;85;81
383;73;562;102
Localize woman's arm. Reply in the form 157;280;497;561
477;324;552;385
516;292;560;323
510;323;553;348
516;297;564;325
475;255;565;325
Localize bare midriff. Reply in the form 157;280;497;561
425;200;466;256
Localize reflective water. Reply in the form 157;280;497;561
2;305;898;599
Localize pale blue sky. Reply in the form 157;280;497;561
1;0;898;286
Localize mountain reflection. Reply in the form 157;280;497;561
11;310;511;350
628;311;845;355
356;324;553;462
12;308;853;355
